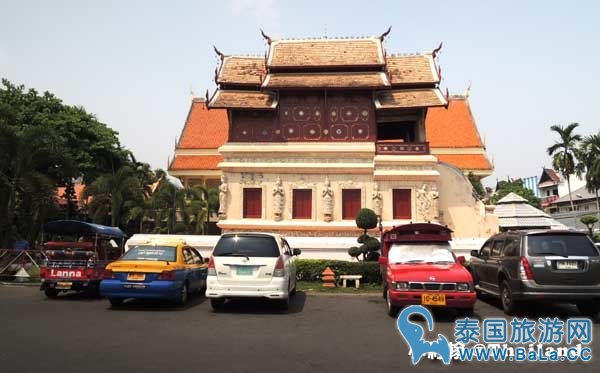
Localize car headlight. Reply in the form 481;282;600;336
392;281;409;291
456;282;471;292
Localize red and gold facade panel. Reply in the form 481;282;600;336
227;91;376;143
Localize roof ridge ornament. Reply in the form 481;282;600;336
432;42;443;59
379;26;392;41
213;45;226;60
260;29;272;45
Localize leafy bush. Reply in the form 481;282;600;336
295;259;381;284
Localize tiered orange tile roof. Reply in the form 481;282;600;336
425;97;485;148
170;155;223;171
386;55;439;86
262;71;390;89
56;183;87;207
435;154;492;171
425;96;493;172
169;99;228;172
177;99;228;149
267;38;384;68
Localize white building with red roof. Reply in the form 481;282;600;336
169;31;497;239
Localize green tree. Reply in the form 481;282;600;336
491;179;541;208
468;172;486;200
580;215;598;237
547;123;582;212
83;166;144;227
576;131;600;218
0;79;131;245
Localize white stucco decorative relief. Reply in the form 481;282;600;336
416;183;439;221
272;176;285;221
218;174;228;220
372;182;383;217
322;176;334;222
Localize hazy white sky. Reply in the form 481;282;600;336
2;1;599;186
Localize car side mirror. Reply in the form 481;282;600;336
378;256;388;265
292;248;301;256
470;250;479;258
457;256;466;265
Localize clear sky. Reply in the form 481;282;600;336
1;1;599;186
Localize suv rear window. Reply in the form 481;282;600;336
213;235;280;258
527;234;599;257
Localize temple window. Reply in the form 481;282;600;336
393;189;411;219
243;188;262;218
342;189;362;220
377;121;417;143
292;189;312;219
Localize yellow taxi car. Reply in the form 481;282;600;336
100;238;207;306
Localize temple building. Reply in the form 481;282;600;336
169;31;497;238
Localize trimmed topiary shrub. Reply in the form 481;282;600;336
356;208;378;234
295;259;382;284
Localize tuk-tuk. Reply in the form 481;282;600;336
39;220;125;298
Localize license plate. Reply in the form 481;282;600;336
124;284;146;289
422;293;446;306
557;261;579;270
236;266;253;276
127;273;146;281
56;282;72;289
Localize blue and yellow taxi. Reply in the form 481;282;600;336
100;239;207;306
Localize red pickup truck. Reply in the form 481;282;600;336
378;223;476;317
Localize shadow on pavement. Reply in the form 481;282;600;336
210;291;306;315
105;291;207;311
476;295;599;323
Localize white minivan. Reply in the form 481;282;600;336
205;233;301;310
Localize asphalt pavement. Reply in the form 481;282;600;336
0;286;598;373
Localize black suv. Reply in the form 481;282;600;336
469;230;600;317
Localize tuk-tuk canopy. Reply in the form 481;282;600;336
382;223;453;243
43;220;125;239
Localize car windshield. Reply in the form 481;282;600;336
527;234;599;257
213;235;280;258
388;243;454;264
121;246;177;261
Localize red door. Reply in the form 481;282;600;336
393;189;411;219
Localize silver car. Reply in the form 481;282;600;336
469;230;600;316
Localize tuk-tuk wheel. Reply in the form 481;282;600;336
44;288;59;299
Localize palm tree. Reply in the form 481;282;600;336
576;131;600;218
83;166;144;227
0;125;62;246
547;123;582;212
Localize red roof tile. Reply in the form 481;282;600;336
425;97;485;148
56;184;87;206
217;56;265;86
386;55;439;86
262;72;390;89
436;154;492;170
177;99;228;149
170;155;223;170
267;38;384;68
375;88;446;109
209;90;278;109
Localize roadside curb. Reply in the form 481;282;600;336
0;281;41;287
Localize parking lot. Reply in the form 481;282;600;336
0;286;598;373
